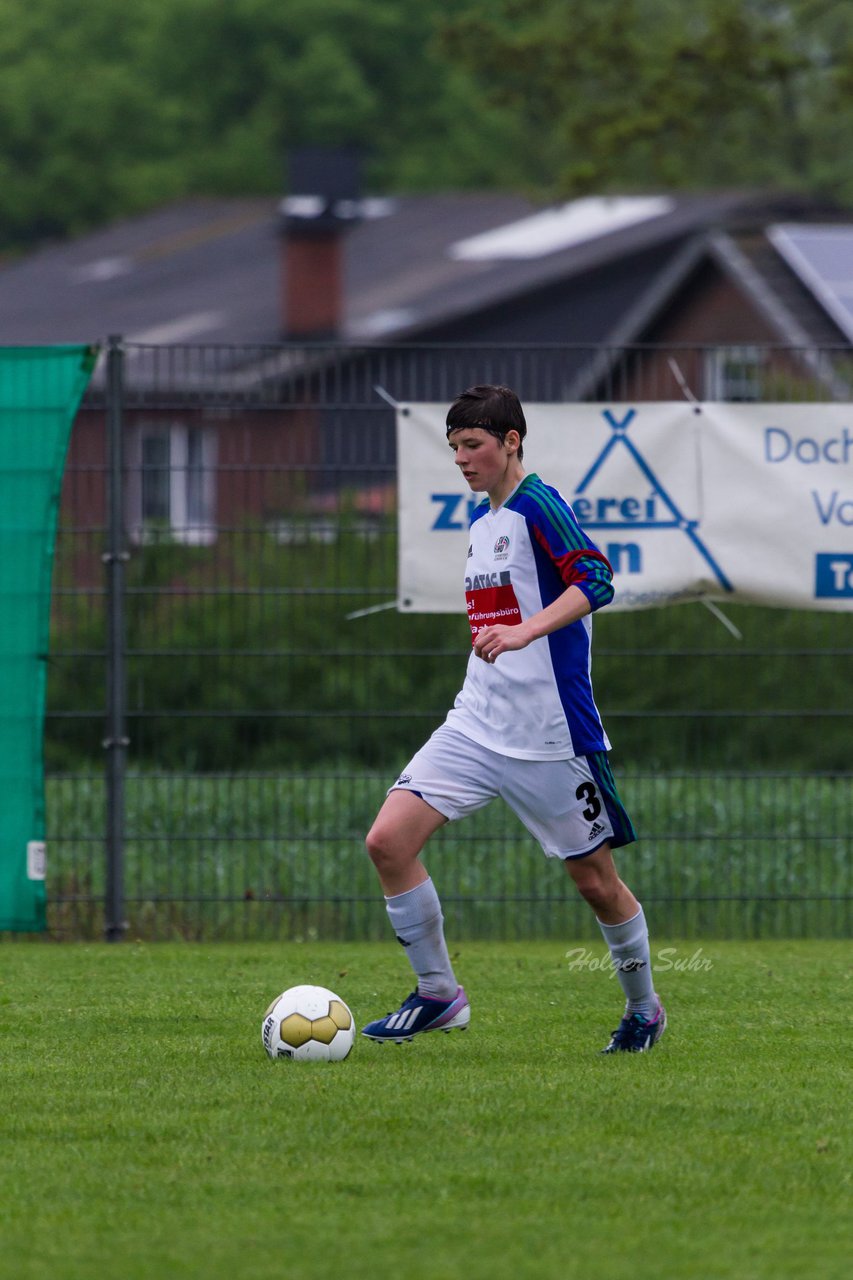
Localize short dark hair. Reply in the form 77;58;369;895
446;384;527;460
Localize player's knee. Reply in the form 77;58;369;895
365;822;401;874
364;824;385;866
569;863;617;913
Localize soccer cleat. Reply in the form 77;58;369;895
361;986;470;1044
600;1001;667;1054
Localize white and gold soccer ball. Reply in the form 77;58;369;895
261;985;355;1061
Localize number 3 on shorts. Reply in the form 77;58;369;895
575;781;602;822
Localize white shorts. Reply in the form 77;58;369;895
390;724;636;860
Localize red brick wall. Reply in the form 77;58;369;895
57;404;320;584
616;261;802;399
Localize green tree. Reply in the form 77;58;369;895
0;0;186;242
148;0;523;192
440;0;853;199
0;0;518;250
5;0;853;252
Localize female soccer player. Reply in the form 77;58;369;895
361;385;666;1053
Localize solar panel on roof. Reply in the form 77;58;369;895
768;224;853;342
448;196;675;261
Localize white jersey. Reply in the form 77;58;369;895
444;473;614;761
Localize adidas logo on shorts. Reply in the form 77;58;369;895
588;820;606;842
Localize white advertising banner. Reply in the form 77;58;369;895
397;402;853;612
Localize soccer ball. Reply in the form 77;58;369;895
261;984;355;1061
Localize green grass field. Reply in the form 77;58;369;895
1;941;849;1280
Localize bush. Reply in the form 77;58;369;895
45;526;852;773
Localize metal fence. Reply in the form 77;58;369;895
39;341;853;940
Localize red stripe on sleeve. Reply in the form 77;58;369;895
531;524;613;587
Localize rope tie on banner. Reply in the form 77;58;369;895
700;599;743;640
374;384;405;411
665;359;742;639
342;385;408;619
666;357;702;412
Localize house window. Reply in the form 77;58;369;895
140;433;171;522
704;346;765;401
129;423;217;544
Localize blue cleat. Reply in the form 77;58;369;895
601;1001;667;1054
362;987;470;1044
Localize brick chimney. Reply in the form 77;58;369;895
280;147;362;339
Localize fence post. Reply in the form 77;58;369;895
104;335;128;941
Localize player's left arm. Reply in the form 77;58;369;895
474;583;594;662
473;506;613;664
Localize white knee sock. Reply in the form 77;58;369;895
598;907;658;1020
385;878;458;1000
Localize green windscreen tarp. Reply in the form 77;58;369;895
0;346;97;931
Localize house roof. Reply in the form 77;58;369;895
1;188;850;396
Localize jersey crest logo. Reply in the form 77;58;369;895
493;535;510;559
